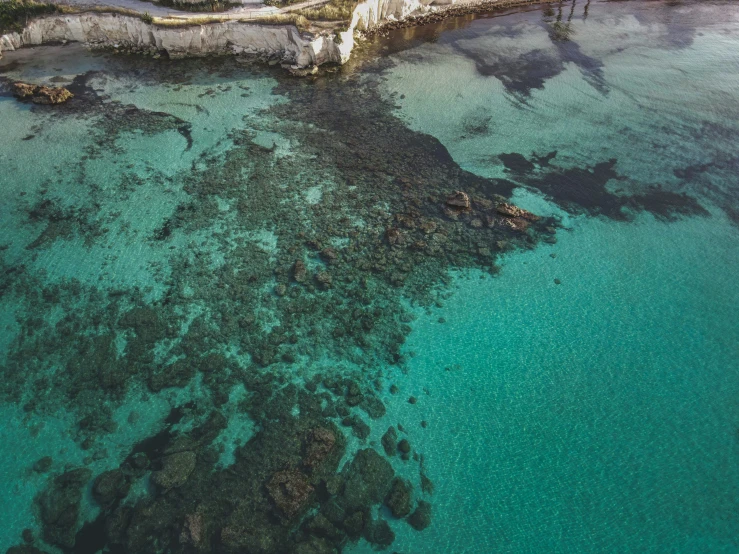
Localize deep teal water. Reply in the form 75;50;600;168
1;1;738;553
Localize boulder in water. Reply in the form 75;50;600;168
384;478;412;518
408;500;432;530
151;451;196;490
267;469;314;519
496;202;539;221
13;82;73;105
446;191;471;210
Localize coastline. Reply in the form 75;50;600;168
360;0;555;37
0;0;555;69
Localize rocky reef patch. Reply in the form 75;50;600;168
0;54;557;552
0;6;721;546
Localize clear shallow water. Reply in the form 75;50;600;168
1;1;738;553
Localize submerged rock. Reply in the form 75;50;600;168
92;469;131;508
292;259;308;283
32;456;52;473
362;518;395;548
151;451;196;490
267;469;314;519
303;426;337;469
342;415;370;439
360;394;386;419
341;449;394;512
179;509;206;549
6;546;50;554
408;500;432;530
381;427;397;457
37;468;91;548
385;477;412;518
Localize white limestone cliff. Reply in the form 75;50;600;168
0;12;350;66
0;0;465;66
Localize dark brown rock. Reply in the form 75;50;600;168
267;469;314;519
151;451;196;489
319;247;338;263
292;259;308;283
6;546;50;554
381;427;397;457
363;518;395;548
33;456;52;473
408;500;432;530
341;449;394;513
38;468;91;548
13;82;73;105
304;426;336;469
386;227;403;246
446;190;471;210
92;469;130;508
496;202;539;221
384;478;412;518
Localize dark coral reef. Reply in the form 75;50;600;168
0;44;707;552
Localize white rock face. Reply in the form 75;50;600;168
0;13;346;66
351;0;424;31
0;0;452;66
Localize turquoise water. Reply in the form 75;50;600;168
1;1;738;553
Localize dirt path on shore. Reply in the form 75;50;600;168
44;0;331;21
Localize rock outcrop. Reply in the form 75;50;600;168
151;450;197;489
446;190;471;210
13;81;73;104
267;469;314;518
37;468;91;548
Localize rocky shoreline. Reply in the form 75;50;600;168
0;13;350;68
0;0;556;70
361;0;556;38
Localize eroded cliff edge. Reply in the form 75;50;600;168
0;12;351;67
0;0;546;70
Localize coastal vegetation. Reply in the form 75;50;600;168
296;0;356;22
0;0;58;34
151;0;240;13
265;0;355;22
